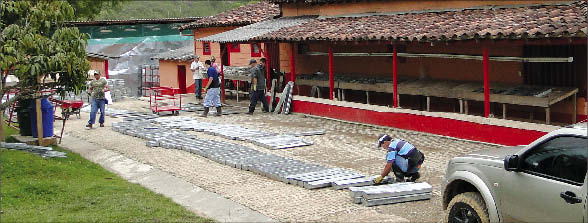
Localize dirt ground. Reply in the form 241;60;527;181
60;95;500;222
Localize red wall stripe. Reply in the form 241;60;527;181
292;100;548;146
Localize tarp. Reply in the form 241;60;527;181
87;35;192;96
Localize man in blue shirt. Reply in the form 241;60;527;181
374;134;425;184
201;59;221;117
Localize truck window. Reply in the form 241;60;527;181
521;136;587;185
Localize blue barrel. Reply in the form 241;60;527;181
30;97;54;138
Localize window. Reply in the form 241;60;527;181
251;43;261;57
202;42;211;55
229;43;240;53
521;136;587;185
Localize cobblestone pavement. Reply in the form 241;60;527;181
63;97;501;222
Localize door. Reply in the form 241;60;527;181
499;136;587;222
177;65;187;94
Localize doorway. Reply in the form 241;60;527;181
177;65;187;94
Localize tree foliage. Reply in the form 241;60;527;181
0;0;90;111
67;0;125;20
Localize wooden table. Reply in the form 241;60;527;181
224;75;251;102
297;77;578;124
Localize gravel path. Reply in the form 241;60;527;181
61;97;500;222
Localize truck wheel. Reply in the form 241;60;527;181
446;192;489;223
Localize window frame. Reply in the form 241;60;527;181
250;42;261;57
202;41;211;55
519;135;588;186
228;43;240;53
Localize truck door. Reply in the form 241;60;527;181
499;136;587;222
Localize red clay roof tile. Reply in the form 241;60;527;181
179;2;279;30
256;1;587;42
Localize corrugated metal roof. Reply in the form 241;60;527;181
198;16;317;43
67;17;202;26
151;44;195;61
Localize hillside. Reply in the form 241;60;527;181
95;0;256;20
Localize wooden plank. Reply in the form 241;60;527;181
502;104;507;119
572;93;577;123
545;107;550;125
35;98;43;145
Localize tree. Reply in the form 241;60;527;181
67;0;125;20
0;1;90;141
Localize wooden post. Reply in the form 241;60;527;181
290;43;296;94
483;46;490;118
545;107;550;124
572;93;577;123
426;96;431;112
393;44;398;107
329;46;334;100
366;91;370;104
502;104;507;119
464;100;469;115
459;99;464;113
35;98;43;145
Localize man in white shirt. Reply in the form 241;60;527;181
190;56;205;99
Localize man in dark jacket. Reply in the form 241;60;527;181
247;58;269;115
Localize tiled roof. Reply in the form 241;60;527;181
198;16;317;43
268;0;362;3
86;51;119;59
256;2;587;42
179;2;279;31
151;44;195;61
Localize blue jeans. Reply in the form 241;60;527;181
195;79;203;98
89;98;105;125
248;90;268;113
203;87;221;108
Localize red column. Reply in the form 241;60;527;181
329;46;334;100
221;63;225;103
104;60;109;79
393;45;398;107
264;43;272;89
290;43;296;86
483;46;490;118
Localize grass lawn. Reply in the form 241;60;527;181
1;124;213;222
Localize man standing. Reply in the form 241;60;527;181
201;60;221;117
247;58;269;115
190;56;204;99
374;134;425;184
86;70;109;129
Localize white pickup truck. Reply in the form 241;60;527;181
441;122;587;223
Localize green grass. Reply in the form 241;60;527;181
1;124;213;222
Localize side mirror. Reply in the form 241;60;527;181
504;155;520;171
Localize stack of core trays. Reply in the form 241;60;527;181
349;182;432;206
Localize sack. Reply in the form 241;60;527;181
104;91;113;105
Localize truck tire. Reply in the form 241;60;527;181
446;192;489;223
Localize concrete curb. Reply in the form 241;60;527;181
59;135;276;223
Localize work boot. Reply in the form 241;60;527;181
201;107;209;117
215;107;222;116
100;123;105;127
408;173;420;182
85;123;92;129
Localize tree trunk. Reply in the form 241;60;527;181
0;79;5;142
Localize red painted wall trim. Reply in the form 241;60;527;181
104;60;109;79
292;100;548;146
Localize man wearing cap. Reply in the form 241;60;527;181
247;58;269;115
190;56;205;99
86;70;109;129
374;134;425;184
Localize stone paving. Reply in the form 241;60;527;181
62;97;501;222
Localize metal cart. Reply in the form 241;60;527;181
149;87;181;115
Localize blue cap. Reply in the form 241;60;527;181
377;134;392;148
